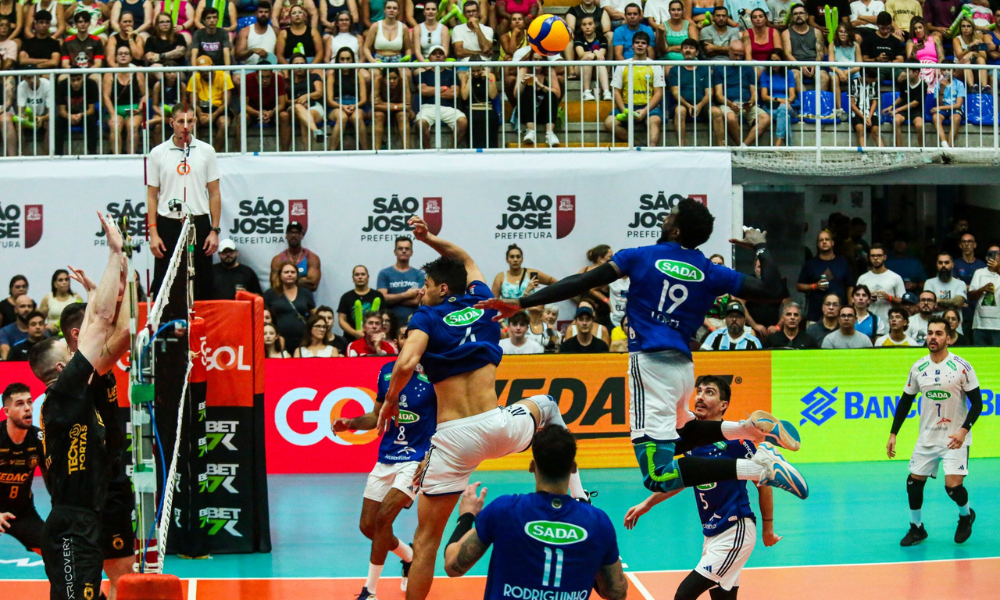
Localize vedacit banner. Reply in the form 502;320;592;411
0;152;733;318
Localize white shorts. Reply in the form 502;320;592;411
419;404;537;496
364;461;420;502
696;518;757;591
909;445;970;478
417;105;466;128
628;351;695;443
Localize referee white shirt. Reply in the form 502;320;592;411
147;136;220;219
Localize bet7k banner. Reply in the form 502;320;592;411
771;348;1000;463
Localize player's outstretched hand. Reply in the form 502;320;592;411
886;434;896;459
67;265;98;293
459;482;488;516
377;397;399;435
623;503;649;530
332;417;351;434
474;297;522;322
408;216;430;241
729;226;767;250
0;512;14;533
99;212;124;253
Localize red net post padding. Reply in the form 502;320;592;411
116;574;184;600
189;317;207;384
235;291;265;395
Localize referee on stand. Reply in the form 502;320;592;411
148;103;221;300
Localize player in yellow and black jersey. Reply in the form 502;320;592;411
0;382;46;555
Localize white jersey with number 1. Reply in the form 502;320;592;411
903;352;979;449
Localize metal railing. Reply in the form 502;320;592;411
1;59;998;158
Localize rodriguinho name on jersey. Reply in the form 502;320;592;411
501;585;591;600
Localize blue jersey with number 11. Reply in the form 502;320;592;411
476;492;620;600
612;242;745;357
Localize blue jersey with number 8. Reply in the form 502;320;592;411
475;492;620;600
407;280;503;384
612;242;745;357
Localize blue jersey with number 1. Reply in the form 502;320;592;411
475;492;620;600
375;361;437;464
612;242;745;357
406;280;502;384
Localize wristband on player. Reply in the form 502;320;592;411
810;283;817;290
448;512;476;547
149;223;157;228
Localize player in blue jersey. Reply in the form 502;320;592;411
377;216;587;600
334;325;438;600
625;376;784;600
444;425;628;600
478;199;809;500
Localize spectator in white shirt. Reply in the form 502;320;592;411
850;0;886;44
500;311;546;355
601;0;631;31
967;245;1000;346
700;301;761;350
905;290;937;344
451;1;493;60
855;243;905;322
923;252;968;331
874;307;918;346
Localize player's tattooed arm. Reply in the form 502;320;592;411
444;529;490;577
333;402;380;433
594;559;628;600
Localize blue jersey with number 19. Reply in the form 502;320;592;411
475;492;620;600
406;281;502;384
612;242;745;357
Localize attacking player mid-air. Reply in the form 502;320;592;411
478;199;809;500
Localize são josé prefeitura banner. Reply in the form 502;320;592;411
0;152;732;319
264;349;1000;474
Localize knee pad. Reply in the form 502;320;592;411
907;475;926;510
675;571;716;600
525;395;566;429
945;485;968;506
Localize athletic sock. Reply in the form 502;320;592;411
722;420;762;442
365;563;383;592
910;510;923;527
736;459;765;482
391;540;413;563
959;503;971;517
569;471;586;500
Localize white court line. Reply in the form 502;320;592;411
626;571;655;600
188;578;198;600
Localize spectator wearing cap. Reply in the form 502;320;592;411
500;311;546;355
20;10;62;70
563;300;612;346
822;305;874;348
415;45;468;148
338;265;383;340
765;302;818;349
874;306;918;346
377;236;425;324
186;54;234;151
213;240;264;299
5;311;48;362
270;221;321;292
900;291;918;316
62;10;104;70
804;292;841;342
700;301;762;350
797;229;856;323
560;306;610;353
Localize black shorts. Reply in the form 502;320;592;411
3;504;44;553
851;115;876;127
100;478;135;560
42;506;103;600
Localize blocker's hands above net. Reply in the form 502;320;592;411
474;297;522;322
99;211;125;253
408;215;430;241
729;226;767;250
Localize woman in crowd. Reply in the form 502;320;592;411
38;270;82;335
943;308;970;347
412;0;449;61
264;323;291;358
104;44;146;154
906;18;943;86
327;47;370;149
985;8;1000;65
655;0;695;61
759;49;798;146
361;0;387;28
953;18;989;93
491;244;557;300
153;0;194;40
0;0;24;40
744;8;780;62
372;68;414;148
106;11;145;63
280;52;326;149
277;5;324;62
459;60;499;148
111;0;152;37
320;0;359;34
525;303;560;351
515;48;562;146
500;11;527;100
145;11;190;63
316;305;349;353
363;0;411;65
263;260;317;352
326;11;365;63
380;310;399;341
574;15;611;101
542;304;559;327
293;313;342;357
828;23;860;119
274;0;319;30
0;276;27;327
495;0;537;38
577;243;613;327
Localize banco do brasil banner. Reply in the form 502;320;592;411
0;152;733;319
265;349;999;474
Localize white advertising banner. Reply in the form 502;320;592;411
0;152;732;326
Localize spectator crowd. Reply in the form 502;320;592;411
2;0;997;154
3;214;998;360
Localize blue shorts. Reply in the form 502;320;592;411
937;108;964;120
634;440;685;493
612;104;663;119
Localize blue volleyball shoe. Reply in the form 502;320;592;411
752;442;809;499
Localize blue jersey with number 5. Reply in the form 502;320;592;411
406;281;502;384
375;361;437;464
612;242;745;357
687;440;757;536
475;492;620;600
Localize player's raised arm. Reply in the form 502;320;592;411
444;483;490;577
377;328;429;434
476;263;623;321
729;227;788;301
408;216;485;286
78;214;132;375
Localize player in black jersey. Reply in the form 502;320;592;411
28;214;132;600
0;383;46;555
61;301;136;599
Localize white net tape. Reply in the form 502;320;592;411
732;150;930;176
147;218;193;331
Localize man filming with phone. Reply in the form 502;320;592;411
968;245;1000;347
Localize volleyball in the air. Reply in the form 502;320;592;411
527;14;571;56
